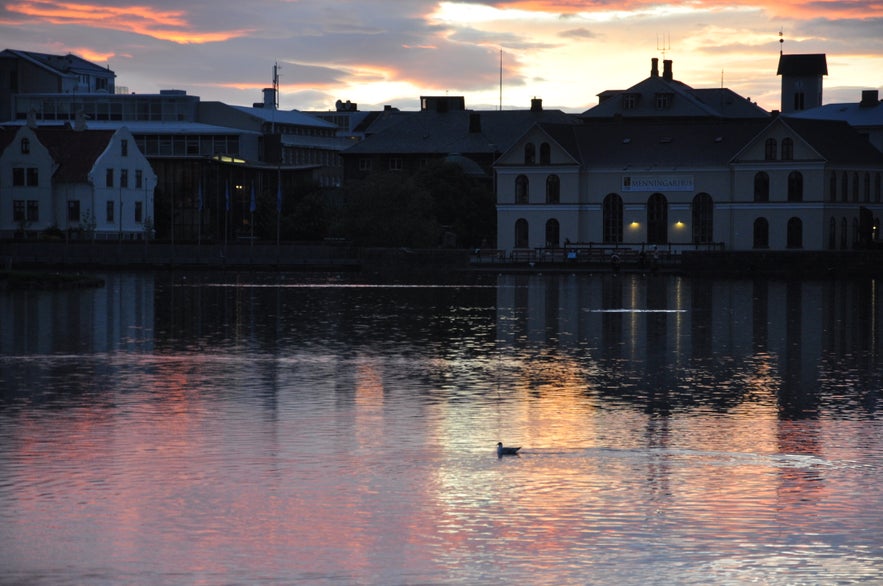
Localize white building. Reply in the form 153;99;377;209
0;123;156;239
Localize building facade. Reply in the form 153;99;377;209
0;124;156;239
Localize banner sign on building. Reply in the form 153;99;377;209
621;175;694;192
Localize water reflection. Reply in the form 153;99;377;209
1;272;882;584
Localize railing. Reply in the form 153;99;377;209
470;242;726;267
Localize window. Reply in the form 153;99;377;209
135;169;143;189
764;138;777;161
67;200;80;222
358;159;372;171
793;92;805;111
121;139;128;156
692;193;713;244
524;143;535;165
654;92;673;109
853;172;859;202
622;93;638;110
120;169;128;188
829;172;837;202
545;175;560;204
515;175;529;204
13;200;25;222
20;138;29;154
135;201;143;223
787;217;803;248
828;217;837;250
26;200;38;222
388;158;402;171
603;193;623;243
754;172;769;202
539;143;551;165
876;173;881;203
12;167;24;186
781;138;793;161
787;171;803;202
106;200;114;222
26;168;38;186
544;219;560;248
841;217;848;249
842;173;849;202
864;172;871;202
753;218;769;249
514;218;529;248
106;169;114;188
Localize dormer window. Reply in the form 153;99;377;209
622;93;639;110
121;139;128;157
654;92;673;110
20;138;29;154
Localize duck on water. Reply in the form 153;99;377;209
497;442;520;457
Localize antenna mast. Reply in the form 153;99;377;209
779;28;784;55
656;33;671;58
273;61;280;109
499;48;503;111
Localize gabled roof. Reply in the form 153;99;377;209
581;61;768;120
342;108;576;156
32;127;115;182
777;54;828;76
777;118;883;165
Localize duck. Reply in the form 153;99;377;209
497;442;521;456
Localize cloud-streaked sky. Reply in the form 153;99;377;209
2;0;881;113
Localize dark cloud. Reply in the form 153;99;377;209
560;27;600;39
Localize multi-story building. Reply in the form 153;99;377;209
0;122;156;239
494;57;883;254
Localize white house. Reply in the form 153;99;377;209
0;123;156;239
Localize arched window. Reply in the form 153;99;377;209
853;217;860;246
692;193;713;244
787;171;803;202
515;175;529;204
515;218;529;248
20;138;30;154
764;138;777;161
781;137;794;161
545;175;560;204
753;218;769;249
524;143;535;165
603;193;623;243
853;172;860;202
545;219;560;248
842;173;849;202
841;217;848;249
647;193;668;245
787;217;803;248
828;217;837;250
539;143;551;164
754;172;769;202
864;172;871;202
829;172;837;202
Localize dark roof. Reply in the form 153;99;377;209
33;127;115;182
539;119;770;167
582;74;768;119
779;118;883;165
343;108;576;156
0;49;115;78
777;54;828;76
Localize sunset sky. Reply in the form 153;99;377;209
1;0;881;113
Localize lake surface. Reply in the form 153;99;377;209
1;271;882;585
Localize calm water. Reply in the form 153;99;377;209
1;271;882;585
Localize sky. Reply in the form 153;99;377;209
1;0;881;114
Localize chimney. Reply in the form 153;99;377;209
530;97;543;112
663;60;673;81
651;58;659;77
860;90;880;107
469;112;481;133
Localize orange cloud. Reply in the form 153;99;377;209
7;1;250;44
